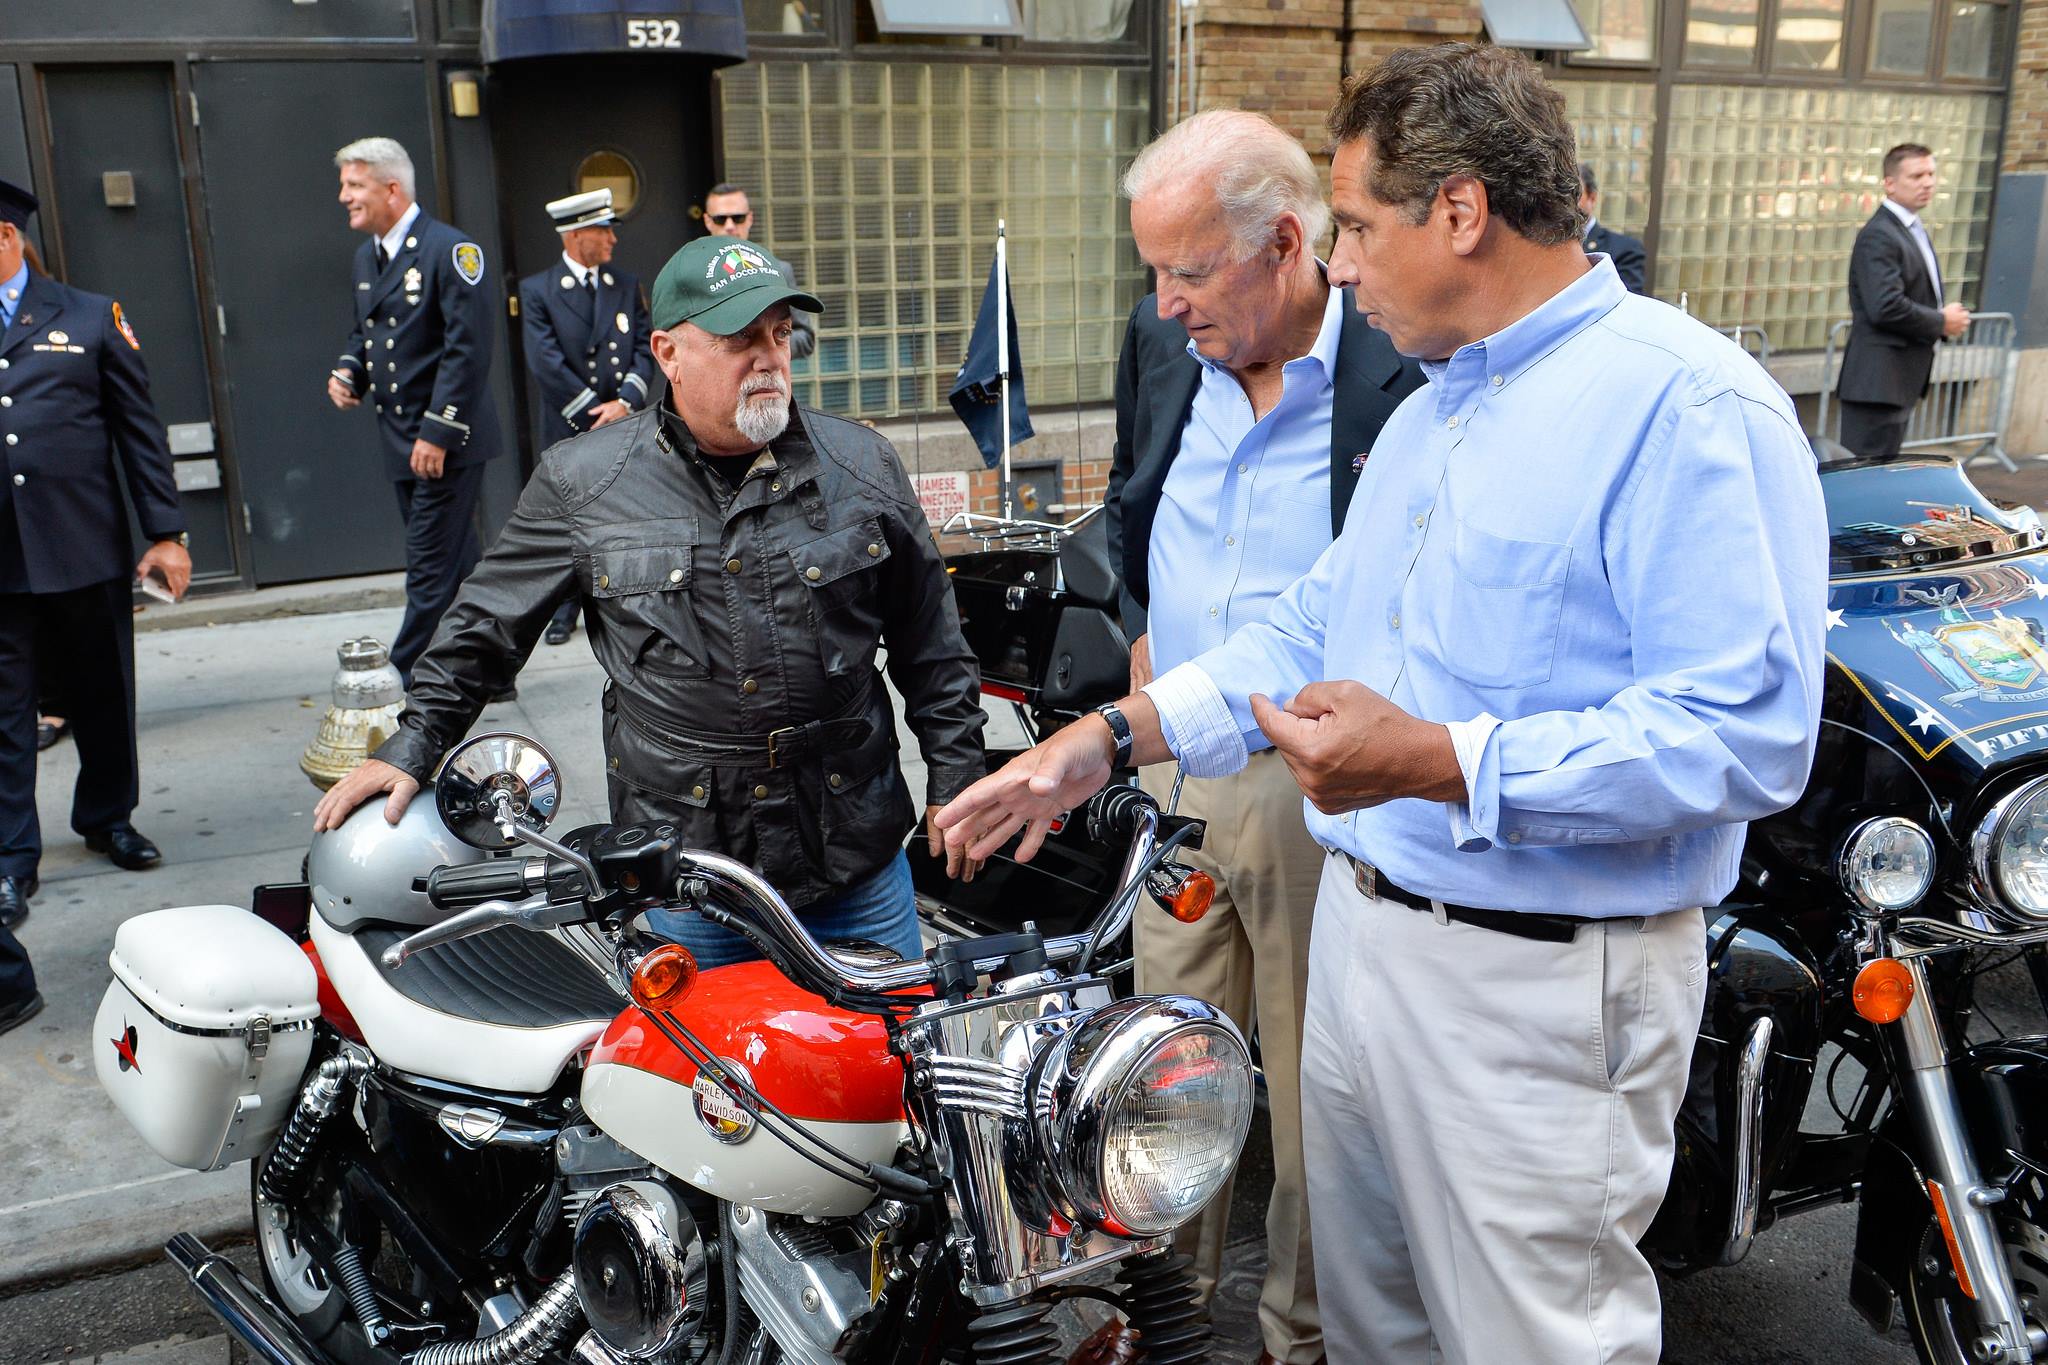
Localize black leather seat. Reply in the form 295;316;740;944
355;925;622;1029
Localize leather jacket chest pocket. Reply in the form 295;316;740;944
789;518;892;617
1436;518;1572;690
588;544;710;681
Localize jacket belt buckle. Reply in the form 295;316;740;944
765;726;800;770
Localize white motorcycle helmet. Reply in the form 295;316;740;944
309;793;489;933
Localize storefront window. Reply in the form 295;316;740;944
1943;0;2006;77
1024;0;1139;43
721;60;1149;419
1772;0;1846;70
746;0;829;37
1656;85;1998;350
1571;0;1658;61
1684;0;1761;66
1868;0;1938;73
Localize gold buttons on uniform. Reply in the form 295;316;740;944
691;785;707;801
866;543;880;557
753;784;769;799
668;568;683;583
725;558;742;574
805;566;822;581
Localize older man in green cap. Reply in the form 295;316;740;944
315;237;986;962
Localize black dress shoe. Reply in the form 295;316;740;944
544;620;574;646
0;991;45;1037
0;875;34;931
84;823;162;871
36;718;70;750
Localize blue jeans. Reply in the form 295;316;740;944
643;849;919;970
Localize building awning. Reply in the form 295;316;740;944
1478;0;1591;50
483;0;748;65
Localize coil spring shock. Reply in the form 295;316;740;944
258;1053;367;1208
330;1240;391;1348
1113;1248;1211;1364
964;1299;1062;1365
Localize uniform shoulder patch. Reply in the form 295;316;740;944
452;242;485;286
111;301;141;351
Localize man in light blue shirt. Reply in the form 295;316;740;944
1096;109;1419;1365
940;43;1828;1363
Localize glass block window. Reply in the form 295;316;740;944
1656;85;2000;352
721;60;1150;419
1563;80;1657;236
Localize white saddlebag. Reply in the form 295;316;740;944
94;905;321;1171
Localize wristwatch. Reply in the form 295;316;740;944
1091;701;1134;767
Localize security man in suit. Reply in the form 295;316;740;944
1579;163;1647;295
326;136;501;685
0;176;189;1011
518;188;655;645
1095;112;1424;1365
1839;142;1971;459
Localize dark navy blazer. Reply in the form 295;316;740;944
0;270;184;594
333;211;501;481
517;261;655;449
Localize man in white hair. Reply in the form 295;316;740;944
1089;109;1422;1365
326;136;503;688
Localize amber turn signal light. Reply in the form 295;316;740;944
1167;870;1216;924
631;944;699;1013
1852;957;1915;1025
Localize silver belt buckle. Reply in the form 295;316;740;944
1352;855;1377;900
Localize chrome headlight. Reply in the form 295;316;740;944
1973;777;2048;925
1031;996;1254;1239
572;1181;707;1359
1838;816;1936;913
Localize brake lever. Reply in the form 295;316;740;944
378;893;583;968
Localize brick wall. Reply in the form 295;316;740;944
2007;0;2048;174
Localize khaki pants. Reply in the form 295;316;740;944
1302;851;1706;1363
1137;751;1322;1363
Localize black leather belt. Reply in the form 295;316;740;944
1339;852;1592;944
612;688;874;770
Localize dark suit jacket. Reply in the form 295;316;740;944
0;271;184;594
1840;205;1947;407
333;211;501;481
1105;289;1425;639
1586;221;1648;295
518;262;655;449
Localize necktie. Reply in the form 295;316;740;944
1912;220;1942;297
375;243;390;274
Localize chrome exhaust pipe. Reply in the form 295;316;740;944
167;1232;330;1365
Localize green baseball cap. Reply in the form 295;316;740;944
650;237;823;334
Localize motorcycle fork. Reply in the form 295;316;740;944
1896;954;2040;1362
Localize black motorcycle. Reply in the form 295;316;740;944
1648;454;2048;1364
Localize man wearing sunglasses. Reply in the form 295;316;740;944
703;183;815;360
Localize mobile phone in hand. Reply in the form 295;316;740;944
138;572;176;604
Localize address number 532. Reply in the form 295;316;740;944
624;17;684;47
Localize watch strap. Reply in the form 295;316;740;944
1092;701;1134;767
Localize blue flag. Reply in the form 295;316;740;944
948;252;1033;468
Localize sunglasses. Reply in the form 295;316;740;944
707;213;752;226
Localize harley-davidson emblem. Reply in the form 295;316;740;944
692;1058;756;1145
110;1021;141;1074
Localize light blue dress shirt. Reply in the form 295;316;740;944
1146;283;1342;681
1144;259;1829;917
0;261;26;330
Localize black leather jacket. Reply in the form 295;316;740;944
376;403;985;907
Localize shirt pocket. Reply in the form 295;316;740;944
787;517;893;616
587;542;710;681
1437;517;1572;690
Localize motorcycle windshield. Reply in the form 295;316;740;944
1825;456;2043;577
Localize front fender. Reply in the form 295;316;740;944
1850;1035;2048;1329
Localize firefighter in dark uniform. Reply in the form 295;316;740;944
325;137;501;686
518;188;655;645
0;177;190;1031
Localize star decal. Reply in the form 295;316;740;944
1826;607;1846;630
1909;706;1943;734
110;1021;141;1074
2030;579;2048;601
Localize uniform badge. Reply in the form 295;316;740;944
616;311;629;334
452;242;485;286
47;329;68;346
403;266;423;296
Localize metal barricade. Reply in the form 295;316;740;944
1717;324;1773;370
1816;312;2019;470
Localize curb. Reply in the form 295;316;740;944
0;1166;249;1293
134;574;406;635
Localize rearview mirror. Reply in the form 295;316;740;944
434;732;561;850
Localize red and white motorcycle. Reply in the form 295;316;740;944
94;732;1248;1365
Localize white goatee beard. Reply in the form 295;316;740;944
733;389;790;446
